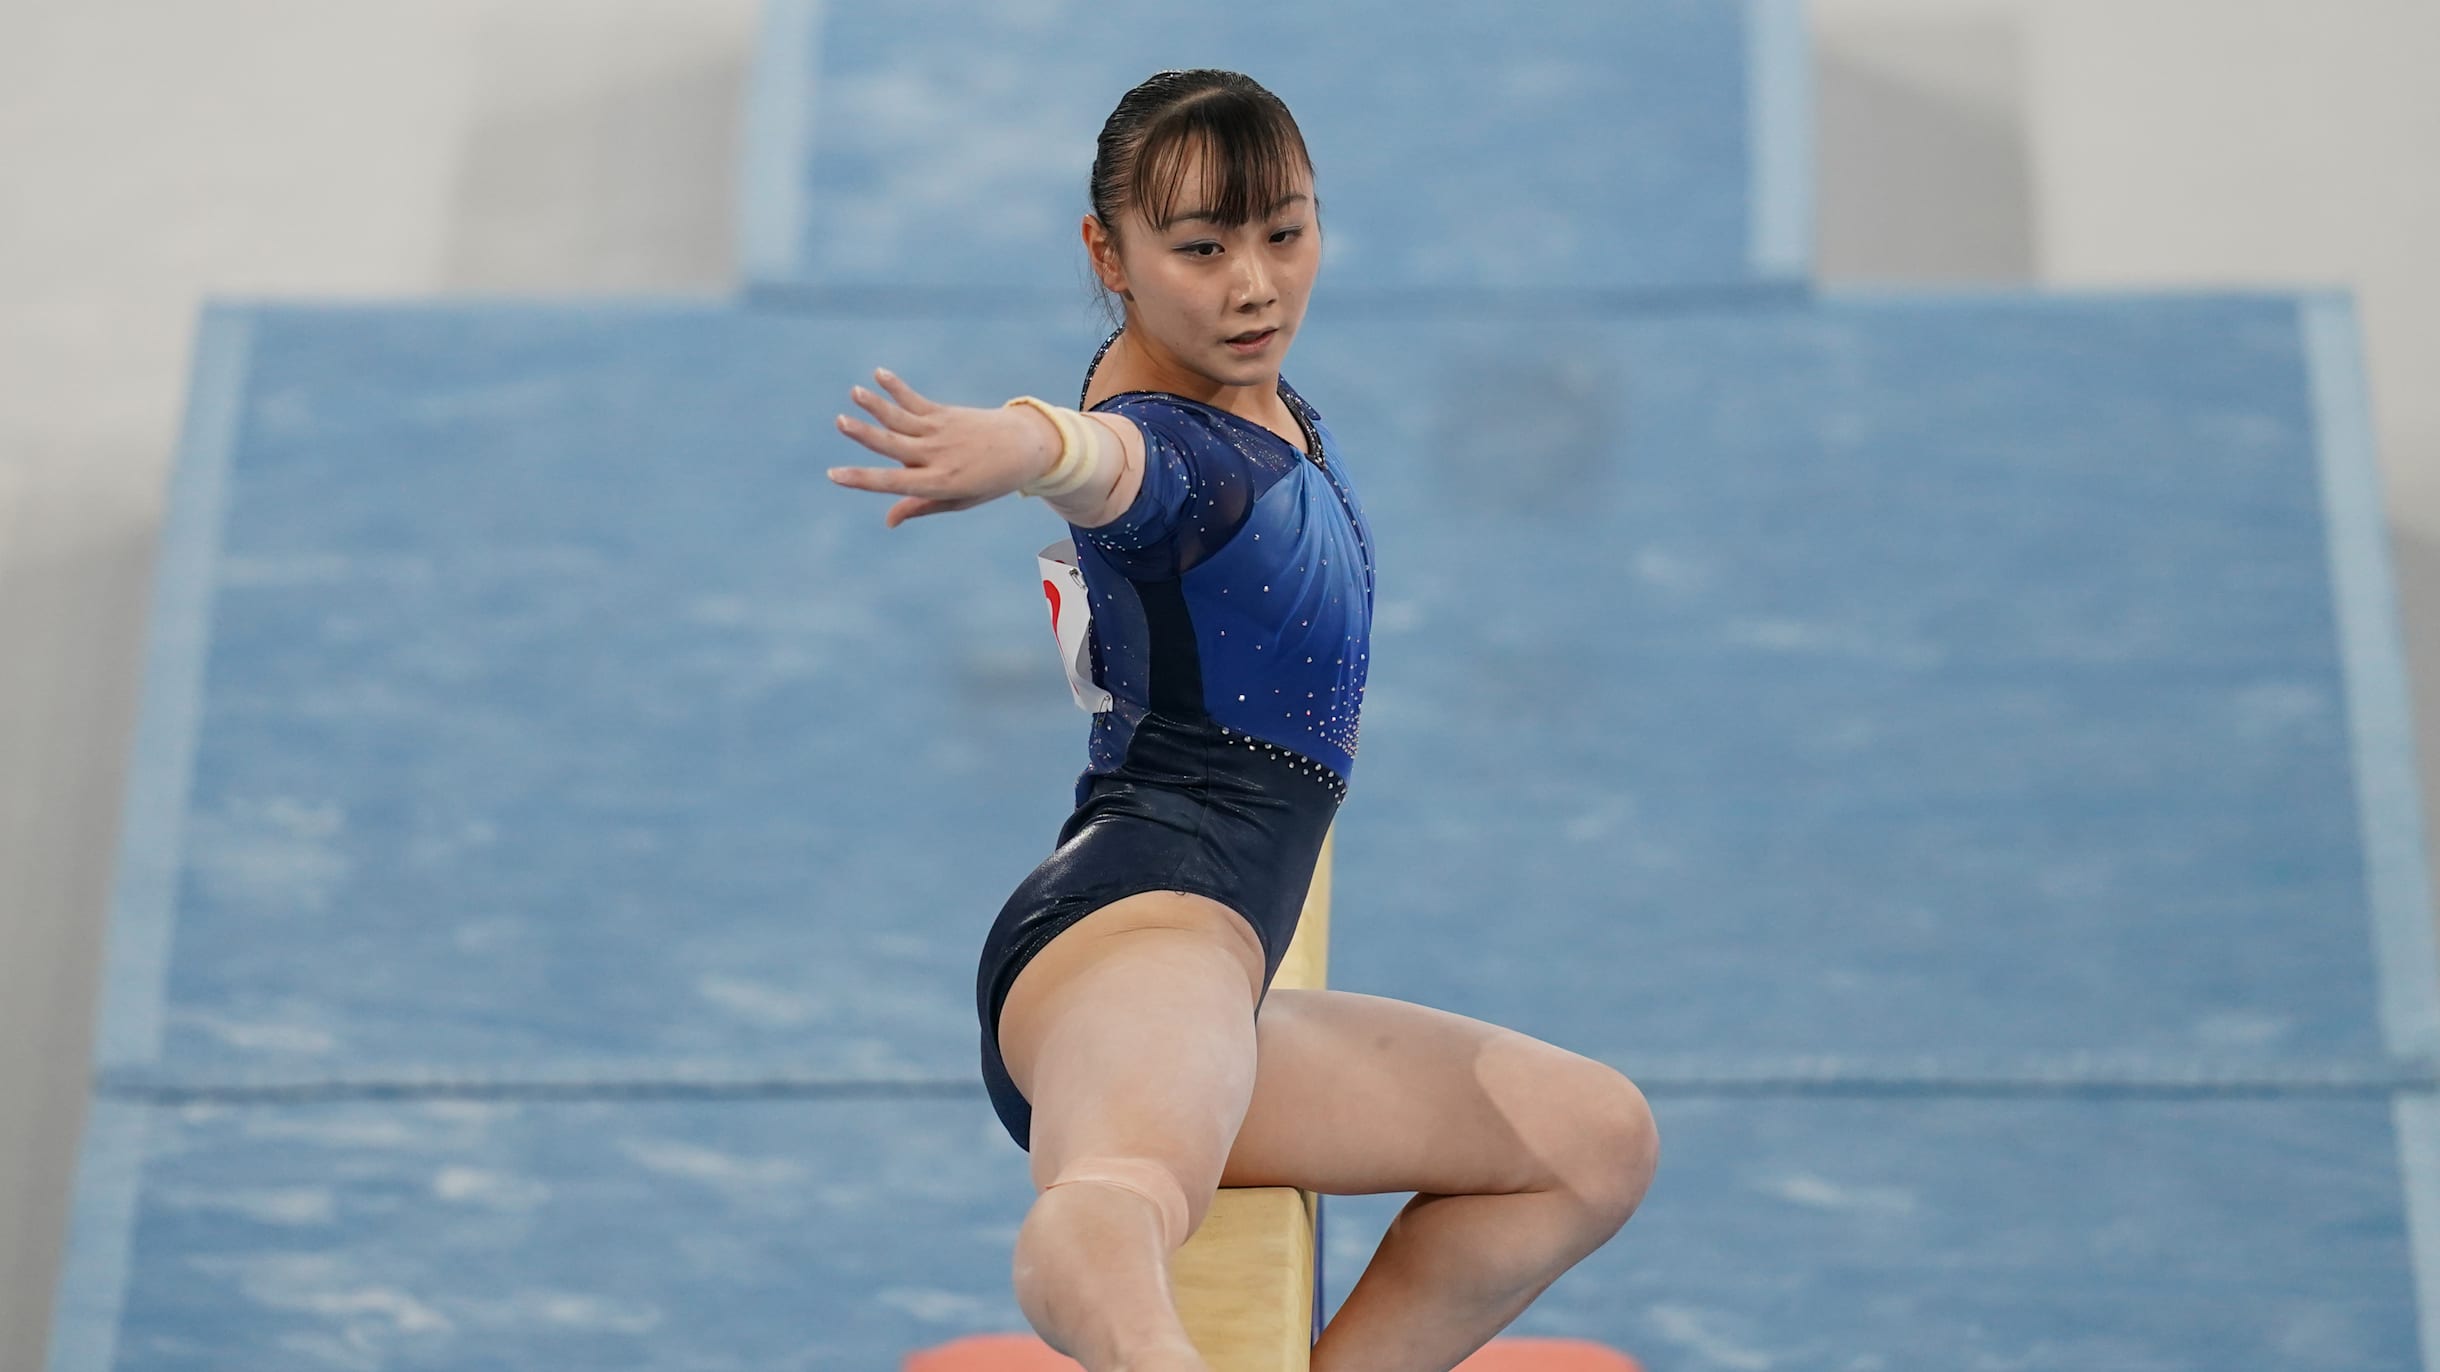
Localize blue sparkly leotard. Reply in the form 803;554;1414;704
1065;325;1377;804
973;324;1378;1152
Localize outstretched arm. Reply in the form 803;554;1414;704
826;366;1144;530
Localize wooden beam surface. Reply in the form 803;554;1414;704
1173;823;1333;1371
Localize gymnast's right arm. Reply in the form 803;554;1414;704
823;365;1143;531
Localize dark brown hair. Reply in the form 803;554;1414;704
1086;69;1320;327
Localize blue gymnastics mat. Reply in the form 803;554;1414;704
48;1094;2424;1368
82;293;2426;1088
53;291;2439;1368
736;0;1812;308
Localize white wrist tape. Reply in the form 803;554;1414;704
1005;396;1114;499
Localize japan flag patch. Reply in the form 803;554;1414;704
1036;538;1113;714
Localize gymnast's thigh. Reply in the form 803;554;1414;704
974;799;1273;1148
976;893;1268;1150
1218;985;1657;1209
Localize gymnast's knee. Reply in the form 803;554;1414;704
1041;1155;1196;1250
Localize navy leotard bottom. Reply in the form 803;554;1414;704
975;708;1342;1152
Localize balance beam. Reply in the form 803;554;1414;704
1169;823;1334;1370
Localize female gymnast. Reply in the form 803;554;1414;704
825;69;1657;1372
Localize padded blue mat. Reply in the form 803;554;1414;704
737;0;1811;306
1316;290;2425;1071
89;292;2424;1088
50;1094;2420;1368
57;290;2440;1368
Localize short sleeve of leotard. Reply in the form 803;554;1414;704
1072;397;1276;579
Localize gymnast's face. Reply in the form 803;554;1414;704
1086;144;1320;397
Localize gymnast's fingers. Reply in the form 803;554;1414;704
867;366;938;415
882;491;990;528
827;458;922;494
850;378;927;434
834;410;918;464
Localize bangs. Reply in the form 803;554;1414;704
1128;92;1312;234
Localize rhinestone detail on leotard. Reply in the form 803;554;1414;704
1216;722;1350;804
1072;324;1369;801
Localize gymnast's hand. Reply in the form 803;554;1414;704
826;366;1039;528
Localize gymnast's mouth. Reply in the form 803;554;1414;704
1226;327;1278;348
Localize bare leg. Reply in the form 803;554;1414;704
1311;1184;1637;1371
1011;1172;1206;1371
1216;987;1661;1371
997;894;1273;1371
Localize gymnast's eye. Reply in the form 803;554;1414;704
1180;228;1303;258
